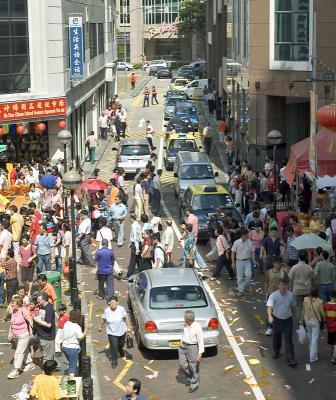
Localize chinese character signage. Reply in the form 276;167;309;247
0;98;67;123
69;16;84;79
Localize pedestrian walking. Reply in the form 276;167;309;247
183;224;196;268
85;131;99;164
37;273;57;305
324;289;336;363
55;304;68;354
130;72;137;90
300;287;326;362
116;106;127;138
231;228;256;296
153;233;164;268
151;86;159;105
178;310;204;393
33;292;56;364
288;249;314;321
96;218;113;249
4;249;19;305
260;226;281;271
9;205;24;260
162;219;174;263
30;360;61;400
140;230;153;271
98;112;108;139
99;296;132;369
285;226;298;268
126;214;142;278
315;250;336;302
7;298;35;379
134;177;145;221
205;90;215;115
143;87;150;107
267;278;297;367
62;309;89;375
145;120;154;150
151;169;162;214
77;209;95;268
119;378;148;400
110;196;128;247
96;239;115;300
211;225;235;280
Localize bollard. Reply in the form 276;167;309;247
82;355;91;379
82;377;93;400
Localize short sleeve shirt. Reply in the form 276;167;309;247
104;306;127;336
266;290;295;319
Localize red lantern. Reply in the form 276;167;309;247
316;103;336;132
58;120;66;129
16;124;25;135
36;122;46;132
0;127;4;136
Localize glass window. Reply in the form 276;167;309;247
179;164;214;180
0;57;11;73
274;0;310;61
89;23;97;59
98;23;104;55
192;194;234;211
11;55;29;73
0;2;8;18
0;21;9;36
149;285;208;309
0;39;10;55
11;20;27;36
120;144;150;156
168;139;197;150
12;37;28;55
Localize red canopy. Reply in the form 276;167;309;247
284;128;336;185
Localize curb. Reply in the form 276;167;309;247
130;75;154;98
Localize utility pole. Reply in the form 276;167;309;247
310;11;317;209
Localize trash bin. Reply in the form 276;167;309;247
45;271;62;308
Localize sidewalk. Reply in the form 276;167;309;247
117;70;154;99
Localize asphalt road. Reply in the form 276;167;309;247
0;75;335;400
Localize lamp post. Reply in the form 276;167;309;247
62;169;82;305
267;130;282;215
57;129;72;221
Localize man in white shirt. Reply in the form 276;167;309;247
25;170;38;185
96;218;113;249
126;214;142;278
110;196;128;247
0;223;13;260
77;210;95;267
98;112;108;140
162;219;174;262
145;120;154;150
153;233;165;268
178;310;204;393
134;177;144;222
116;106;127;138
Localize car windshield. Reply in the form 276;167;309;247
179;164;214;179
149;285;208;309
192;194;234;211
167;97;184;106
120;145;150;156
174;80;187;86
168;139;197;150
176;106;196;115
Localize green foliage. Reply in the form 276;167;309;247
133;62;144;69
178;0;206;39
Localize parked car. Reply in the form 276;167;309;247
114;139;151;174
174;101;199;131
179;70;195;81
171;77;190;91
166;116;194;134
128;268;220;351
164;90;187;104
164;132;200;170
178;184;243;240
164;96;186;122
149;59;167;68
117;62;134;71
182;79;209;100
157;68;172;79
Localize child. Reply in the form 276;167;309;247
324;289;336;364
30;360;61;400
55;304;69;355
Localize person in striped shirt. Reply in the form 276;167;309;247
286;227;298;268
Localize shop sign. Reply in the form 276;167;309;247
69;16;84;79
0;98;67;123
148;18;179;40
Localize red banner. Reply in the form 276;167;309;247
0;97;67;123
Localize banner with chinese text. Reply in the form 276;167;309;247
69;16;84;79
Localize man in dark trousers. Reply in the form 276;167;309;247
143;87;150;107
267;278;297;367
96;239;115;299
126;214;141;278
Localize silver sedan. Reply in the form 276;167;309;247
128;268;220;351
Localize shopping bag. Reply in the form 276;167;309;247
298;324;308;344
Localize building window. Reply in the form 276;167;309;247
98;23;104;55
89;23;97;59
120;0;130;24
143;0;180;26
270;0;312;71
0;0;30;94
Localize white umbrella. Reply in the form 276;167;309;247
291;233;332;253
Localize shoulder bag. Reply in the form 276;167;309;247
310;298;324;330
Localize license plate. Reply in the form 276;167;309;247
169;340;180;348
131;159;139;164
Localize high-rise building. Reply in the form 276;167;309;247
0;0;118;166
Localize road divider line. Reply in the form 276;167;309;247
157;137;265;400
158;137;164;170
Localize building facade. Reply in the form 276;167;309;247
207;0;336;169
0;0;118;167
117;0;194;64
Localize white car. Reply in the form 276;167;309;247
149;59;167;68
117;62;134;71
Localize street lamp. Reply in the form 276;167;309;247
57;129;72;220
62;169;82;305
267;130;282;215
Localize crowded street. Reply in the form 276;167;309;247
0;74;335;400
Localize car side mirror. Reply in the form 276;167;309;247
214;171;219;177
173;172;177;177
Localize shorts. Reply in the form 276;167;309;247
20;266;34;282
328;331;336;346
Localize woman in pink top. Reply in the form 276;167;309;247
249;222;264;274
7;298;35;379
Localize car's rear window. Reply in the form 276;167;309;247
149;285;208;309
120;145;150;156
175;80;187;86
168;139;197;150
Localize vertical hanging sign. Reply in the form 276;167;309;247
69;16;84;79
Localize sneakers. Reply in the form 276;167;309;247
265;328;273;336
23;363;35;372
7;369;20;379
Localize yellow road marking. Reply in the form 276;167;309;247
88;301;93;323
131;93;143;108
113;358;134;392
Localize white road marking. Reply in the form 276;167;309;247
138;118;145;128
157;138;265;400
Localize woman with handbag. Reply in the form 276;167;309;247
140;230;153;271
300;287;326;362
7;298;35;379
98;296;133;369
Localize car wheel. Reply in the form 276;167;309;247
205;346;218;357
136;327;145;351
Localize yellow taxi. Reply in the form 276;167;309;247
164;132;201;170
179;184;243;240
171;77;190;90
